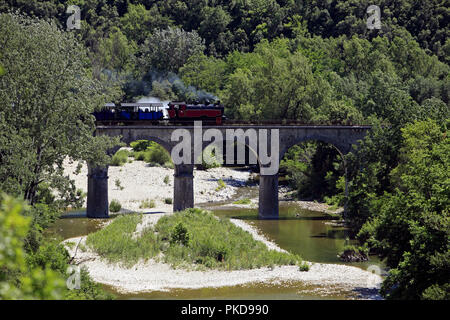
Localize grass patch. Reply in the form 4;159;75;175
233;198;251;205
298;261;310;271
109;199;121;213
155;209;301;270
115;179;124;191
65;241;75;249
86;214;159;267
139;199;156;209
215;179;226;192
86;209;302;271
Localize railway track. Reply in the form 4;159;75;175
96;119;371;127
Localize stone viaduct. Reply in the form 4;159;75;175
87;124;370;219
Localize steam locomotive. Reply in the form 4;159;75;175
94;101;225;125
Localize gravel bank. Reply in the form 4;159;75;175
63;156;251;213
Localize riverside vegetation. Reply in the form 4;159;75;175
86;209;301;270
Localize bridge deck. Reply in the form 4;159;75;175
96;125;372;130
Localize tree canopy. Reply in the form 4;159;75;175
0;13;120;205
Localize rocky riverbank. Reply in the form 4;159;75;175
64;157;251;213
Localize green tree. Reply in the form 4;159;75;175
120;4;172;45
139;27;205;73
222;39;328;121
0;195;66;299
358;120;449;299
97;27;137;76
0;13;120;205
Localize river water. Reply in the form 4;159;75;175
46;188;384;300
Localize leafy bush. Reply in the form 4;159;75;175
0;195;66;299
26;240;70;274
23;203;60;253
200;145;222;170
338;245;369;262
64;267;115;300
133;151;146;161
130;140;152;152
110;149;130;166
170;222;190;246
298;261;310;272
145;142;171;165
131;141;172;166
109;200;121;213
164;198;173;204
163;175;170;184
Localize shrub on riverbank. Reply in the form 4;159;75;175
131;141;172;167
109;200;121;213
111;149;130;166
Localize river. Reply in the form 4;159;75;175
46;187;384;300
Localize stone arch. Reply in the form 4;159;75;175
279;136;351;217
200;139;262;168
280;136;351;161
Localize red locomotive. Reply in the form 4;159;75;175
167;102;225;125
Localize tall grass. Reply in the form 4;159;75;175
155;209;301;270
233;198;251;205
86;214;159;267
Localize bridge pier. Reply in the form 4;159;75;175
86;165;109;218
173;164;194;212
258;174;279;219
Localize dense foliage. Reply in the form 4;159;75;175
0;195;114;299
358;120;449;300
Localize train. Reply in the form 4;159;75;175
93;101;225;125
